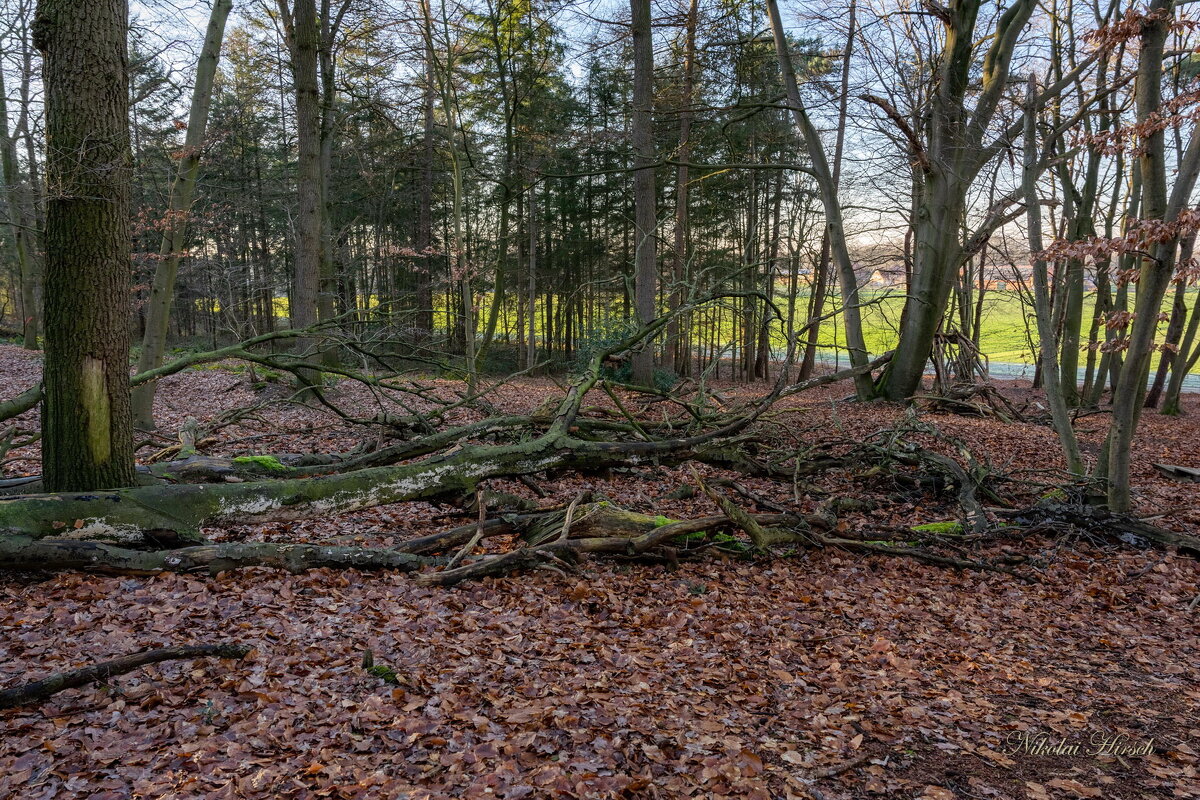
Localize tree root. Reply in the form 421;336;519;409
0;643;253;709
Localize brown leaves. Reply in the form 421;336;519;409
1046;778;1103;797
2;355;1200;798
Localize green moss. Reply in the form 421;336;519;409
232;455;287;473
1040;487;1069;501
366;664;400;685
653;515;674;528
910;521;964;535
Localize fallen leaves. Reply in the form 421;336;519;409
1046;778;1103;797
1;349;1199;798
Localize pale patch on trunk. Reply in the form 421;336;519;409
80;357;111;465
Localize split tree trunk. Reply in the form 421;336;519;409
875;0;1036;400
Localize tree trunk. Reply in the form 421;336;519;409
282;0;323;388
415;29;436;336
1103;0;1200;511
1160;285;1200;415
130;0;233;430
33;0;136;492
1144;233;1193;408
526;176;537;370
664;0;698;377
875;0;1036;400
1023;74;1083;475
0;644;252;709
630;0;657;386
316;0;345;365
0;63;38;350
766;0;872;399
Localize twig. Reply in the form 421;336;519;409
447;489;490;570
810;752;872;779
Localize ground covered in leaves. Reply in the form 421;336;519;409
1;344;1198;799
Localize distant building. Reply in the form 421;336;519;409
865;264;906;288
981;265;1034;291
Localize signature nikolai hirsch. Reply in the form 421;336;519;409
1004;730;1155;758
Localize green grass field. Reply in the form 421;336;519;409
54;286;1186;379
804;288;1200;374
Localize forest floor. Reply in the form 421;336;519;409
0;343;1198;800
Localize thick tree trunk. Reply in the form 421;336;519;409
33;0;137;492
875;0;1036;400
130;0;233;430
1104;0;1200;511
630;0;657;386
0;431;704;544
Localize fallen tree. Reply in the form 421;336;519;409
2;298;1197;586
0;298;794;548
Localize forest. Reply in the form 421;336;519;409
0;0;1198;797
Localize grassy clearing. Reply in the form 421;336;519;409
807;288;1200;373
176;286;1198;375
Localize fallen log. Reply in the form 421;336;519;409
0;536;434;574
995;502;1200;556
1154;463;1200;483
0;432;742;545
0;643;252;709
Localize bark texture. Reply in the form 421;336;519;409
629;0;657;386
34;0;136;491
280;0;323;386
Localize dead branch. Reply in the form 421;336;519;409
0;643;253;709
0;536;436;574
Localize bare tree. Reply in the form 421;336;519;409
131;0;234;429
